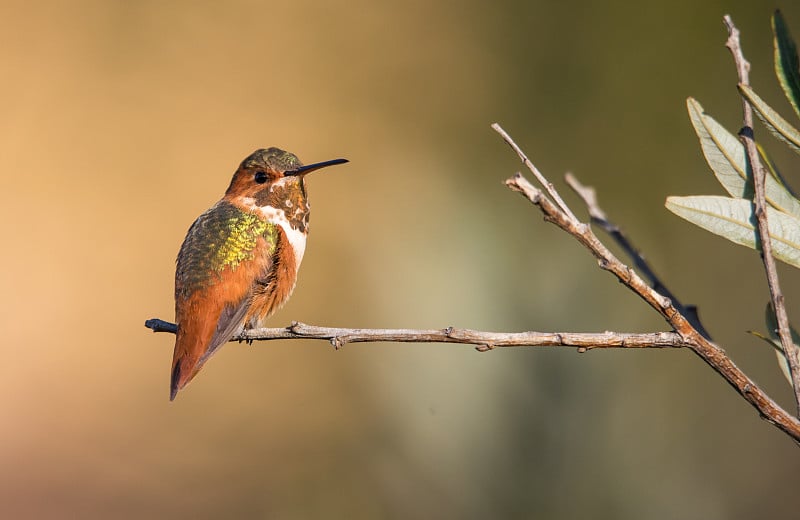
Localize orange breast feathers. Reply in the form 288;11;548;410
170;225;298;400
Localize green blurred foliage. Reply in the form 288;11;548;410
0;0;799;518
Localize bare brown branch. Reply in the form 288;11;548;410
491;123;578;222
565;173;711;339
502;170;678;320
493;124;800;443
145;319;685;351
724;15;800;414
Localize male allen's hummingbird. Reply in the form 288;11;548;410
170;148;347;400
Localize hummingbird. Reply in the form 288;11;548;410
170;147;348;400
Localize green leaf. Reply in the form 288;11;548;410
687;98;748;197
764;303;800;387
758;142;795;197
665;195;800;268
747;329;795;385
738;84;800;155
686;98;800;217
773;10;800;119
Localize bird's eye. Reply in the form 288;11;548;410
254;171;268;184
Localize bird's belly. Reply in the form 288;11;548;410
245;222;306;329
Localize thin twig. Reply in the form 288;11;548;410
493;126;800;442
491;123;579;222
565;173;711;339
724;15;800;415
144;319;685;351
503;170;689;327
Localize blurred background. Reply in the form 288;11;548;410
1;0;799;518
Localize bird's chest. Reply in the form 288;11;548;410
253;206;308;269
247;184;310;267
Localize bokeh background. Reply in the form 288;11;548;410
1;0;799;518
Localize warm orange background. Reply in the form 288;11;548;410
2;1;799;518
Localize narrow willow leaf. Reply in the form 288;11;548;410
765;303;800;387
738;84;800;155
687;97;747;197
748;329;794;385
773;10;800;119
665;195;800;268
758;142;796;198
775;349;791;385
686;98;800;216
748;330;780;351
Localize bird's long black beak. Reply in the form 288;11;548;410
285;158;348;177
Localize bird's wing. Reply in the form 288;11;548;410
170;201;279;399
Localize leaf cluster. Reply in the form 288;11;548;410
665;11;800;385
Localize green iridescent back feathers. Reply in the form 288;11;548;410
175;201;277;298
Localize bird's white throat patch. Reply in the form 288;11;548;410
239;197;307;266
